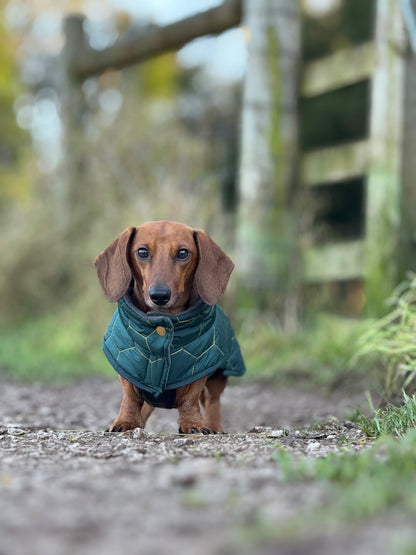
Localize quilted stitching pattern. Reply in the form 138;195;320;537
102;289;246;398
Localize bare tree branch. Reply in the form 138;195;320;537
66;0;242;81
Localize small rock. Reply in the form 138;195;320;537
129;428;147;439
269;429;286;438
306;441;321;452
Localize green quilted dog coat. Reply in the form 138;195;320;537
103;289;246;405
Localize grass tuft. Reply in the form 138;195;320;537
351;274;416;402
354;392;416;437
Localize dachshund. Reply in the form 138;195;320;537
94;221;246;434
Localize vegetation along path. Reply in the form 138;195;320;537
0;378;415;554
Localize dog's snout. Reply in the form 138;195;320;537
149;285;171;306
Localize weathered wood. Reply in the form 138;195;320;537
62;15;86;115
236;0;301;327
400;1;416;275
299;0;409;315
301;42;377;98
303;240;364;282
364;0;407;313
237;0;300;281
68;0;242;80
59;15;89;231
300;140;369;188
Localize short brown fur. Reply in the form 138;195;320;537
94;221;234;434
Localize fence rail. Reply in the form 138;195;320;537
301;41;377;97
300;140;369;188
299;0;409;312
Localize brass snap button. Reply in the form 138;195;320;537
156;326;166;337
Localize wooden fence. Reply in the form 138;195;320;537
298;0;415;313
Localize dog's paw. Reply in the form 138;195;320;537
106;421;139;433
178;426;215;435
106;426;123;433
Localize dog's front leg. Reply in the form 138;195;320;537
107;375;148;432
201;373;227;433
176;377;213;434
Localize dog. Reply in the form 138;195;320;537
94;221;246;434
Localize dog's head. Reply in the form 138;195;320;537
94;221;234;312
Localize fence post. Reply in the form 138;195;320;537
236;0;301;322
60;15;89;233
400;0;416;278
364;0;407;312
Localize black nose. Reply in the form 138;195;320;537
149;285;171;306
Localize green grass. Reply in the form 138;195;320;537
354;392;416;437
0;297;114;383
237;311;367;389
352;274;416;401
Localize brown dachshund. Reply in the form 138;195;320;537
95;221;246;434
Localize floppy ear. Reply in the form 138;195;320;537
94;227;136;302
193;230;234;305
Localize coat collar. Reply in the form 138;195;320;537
118;288;216;347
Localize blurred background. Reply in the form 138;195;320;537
1;0;415;400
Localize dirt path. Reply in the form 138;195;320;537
0;378;391;554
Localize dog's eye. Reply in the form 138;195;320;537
137;248;150;259
176;248;190;261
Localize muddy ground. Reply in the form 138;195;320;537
0;378;405;554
